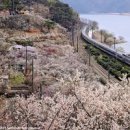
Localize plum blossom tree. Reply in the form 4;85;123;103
1;69;130;130
0;42;130;129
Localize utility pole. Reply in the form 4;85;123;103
11;0;15;15
13;0;15;15
25;46;28;75
91;27;94;39
101;30;103;43
10;0;14;15
32;58;34;93
88;44;91;66
76;24;79;52
26;102;29;130
114;37;116;50
39;84;42;99
76;35;79;52
29;0;31;12
36;0;38;12
114;37;117;61
71;22;75;46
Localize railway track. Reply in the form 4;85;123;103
81;26;130;66
80;26;129;87
78;34;124;87
90;56;124;86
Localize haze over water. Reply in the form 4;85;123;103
80;14;130;54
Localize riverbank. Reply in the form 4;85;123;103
80;14;130;54
93;30;126;46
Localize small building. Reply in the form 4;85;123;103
9;45;23;51
9;45;37;59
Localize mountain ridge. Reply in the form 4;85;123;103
61;0;130;13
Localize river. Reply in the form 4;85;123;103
80;14;130;54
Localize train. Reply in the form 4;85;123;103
81;26;130;66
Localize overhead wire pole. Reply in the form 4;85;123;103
71;22;75;46
13;0;15;14
39;83;42;99
32;58;34;93
76;35;79;52
114;37;117;61
76;24;79;52
27;0;31;31
10;0;13;15
114;37;116;50
88;44;91;66
11;0;15;15
87;25;91;66
36;0;38;12
101;30;103;43
75;18;80;49
25;46;28;75
28;0;31;12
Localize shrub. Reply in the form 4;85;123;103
90;46;100;56
127;73;130;78
99;77;107;85
1;0;10;9
97;57;109;69
112;62;122;71
95;50;128;80
109;69;122;79
102;55;110;62
44;20;55;30
15;40;33;46
110;61;123;71
121;68;130;74
114;71;123;79
0;43;10;55
10;72;25;86
84;45;87;49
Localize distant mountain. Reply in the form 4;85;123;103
61;0;130;14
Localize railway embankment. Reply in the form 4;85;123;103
81;26;130;83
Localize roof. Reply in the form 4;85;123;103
9;45;37;52
22;46;36;52
9;45;23;51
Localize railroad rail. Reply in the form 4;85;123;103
81;26;130;66
91;56;124;86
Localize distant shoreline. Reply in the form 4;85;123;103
102;13;130;16
80;13;130;16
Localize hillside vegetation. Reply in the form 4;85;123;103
0;0;79;30
0;0;130;129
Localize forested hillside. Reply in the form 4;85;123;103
0;0;130;129
0;0;78;30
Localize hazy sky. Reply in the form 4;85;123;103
61;0;130;13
